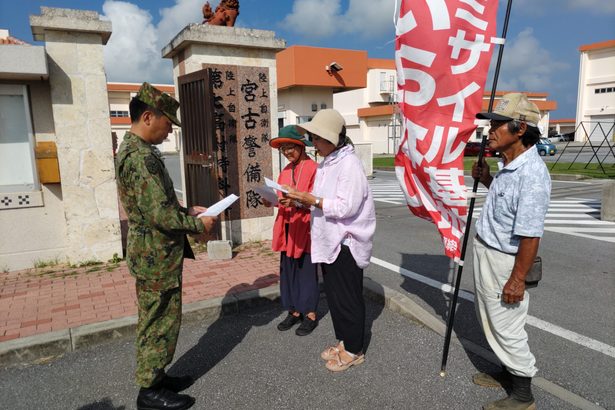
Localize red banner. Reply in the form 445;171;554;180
394;0;498;260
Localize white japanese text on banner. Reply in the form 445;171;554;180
394;0;498;260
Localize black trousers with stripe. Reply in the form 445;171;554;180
321;245;365;354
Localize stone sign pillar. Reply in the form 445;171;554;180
30;8;122;263
163;24;285;244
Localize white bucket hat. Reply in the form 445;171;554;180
296;109;345;146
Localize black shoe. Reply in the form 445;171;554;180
159;374;194;393
295;316;318;336
277;313;302;331
137;387;195;410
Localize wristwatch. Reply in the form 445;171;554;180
314;197;321;207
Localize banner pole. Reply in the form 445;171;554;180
440;0;515;377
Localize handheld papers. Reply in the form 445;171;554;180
253;185;279;204
197;194;239;217
265;177;288;193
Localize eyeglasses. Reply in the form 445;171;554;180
279;145;298;153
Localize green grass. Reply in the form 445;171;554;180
374;156;614;179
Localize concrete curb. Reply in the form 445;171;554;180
0;278;604;409
0;285;282;368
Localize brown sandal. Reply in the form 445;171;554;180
325;352;365;372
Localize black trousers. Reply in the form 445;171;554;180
321;245;365;354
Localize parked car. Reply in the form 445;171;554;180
464;142;496;157
536;138;557;156
559;132;574;142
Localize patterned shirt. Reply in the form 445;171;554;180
476;146;551;254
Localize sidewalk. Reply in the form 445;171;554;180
0;241;279;343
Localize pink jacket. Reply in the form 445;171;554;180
310;145;376;269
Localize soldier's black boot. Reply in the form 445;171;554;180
137;386;195;410
159;374;195;393
482;374;535;410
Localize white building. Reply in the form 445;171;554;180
108;82;181;153
575;39;615;142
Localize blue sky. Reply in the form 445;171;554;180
1;0;614;119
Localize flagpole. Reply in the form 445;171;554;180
439;0;514;377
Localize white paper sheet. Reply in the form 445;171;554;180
264;177;288;193
253;185;279;204
197;194;239;217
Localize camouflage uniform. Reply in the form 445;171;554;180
116;83;204;388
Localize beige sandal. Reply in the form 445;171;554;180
320;341;344;361
325;352;365;372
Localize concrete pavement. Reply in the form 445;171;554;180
0;239;605;409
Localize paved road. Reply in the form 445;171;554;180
0;298;579;410
543;143;615;164
370;171;613;244
366;170;615;408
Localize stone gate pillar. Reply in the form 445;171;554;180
30;7;122;264
163;24;285;244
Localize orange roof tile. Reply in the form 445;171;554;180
110;117;131;125
549;118;575;123
107;83;175;94
0;36;28;45
277;46;367;90
357;105;397;118
579;39;615;52
368;58;395;70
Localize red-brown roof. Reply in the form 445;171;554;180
357;105;397;118
579;39;615;52
107;83;175;94
550;118;575;123
0;36;28;45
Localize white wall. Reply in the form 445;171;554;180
278;87;332;125
576;45;615;141
366;68;396;104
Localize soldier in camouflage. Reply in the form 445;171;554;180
116;82;216;410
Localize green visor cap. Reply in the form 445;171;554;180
270;125;313;148
136;82;181;126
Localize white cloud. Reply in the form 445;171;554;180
280;0;342;38
102;0;204;84
492;28;569;92
281;0;395;39
102;1;166;83
157;0;203;49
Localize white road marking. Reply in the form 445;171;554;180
370;256;615;359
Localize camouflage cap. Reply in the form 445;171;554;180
136;82;181;126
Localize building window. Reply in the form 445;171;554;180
320;103;327;109
296;116;313;124
311;104;318;112
0;84;38;193
110;110;129;117
594;87;614;94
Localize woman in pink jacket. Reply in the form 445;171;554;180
284;110;376;372
264;125;319;336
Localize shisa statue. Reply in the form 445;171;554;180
202;0;239;27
